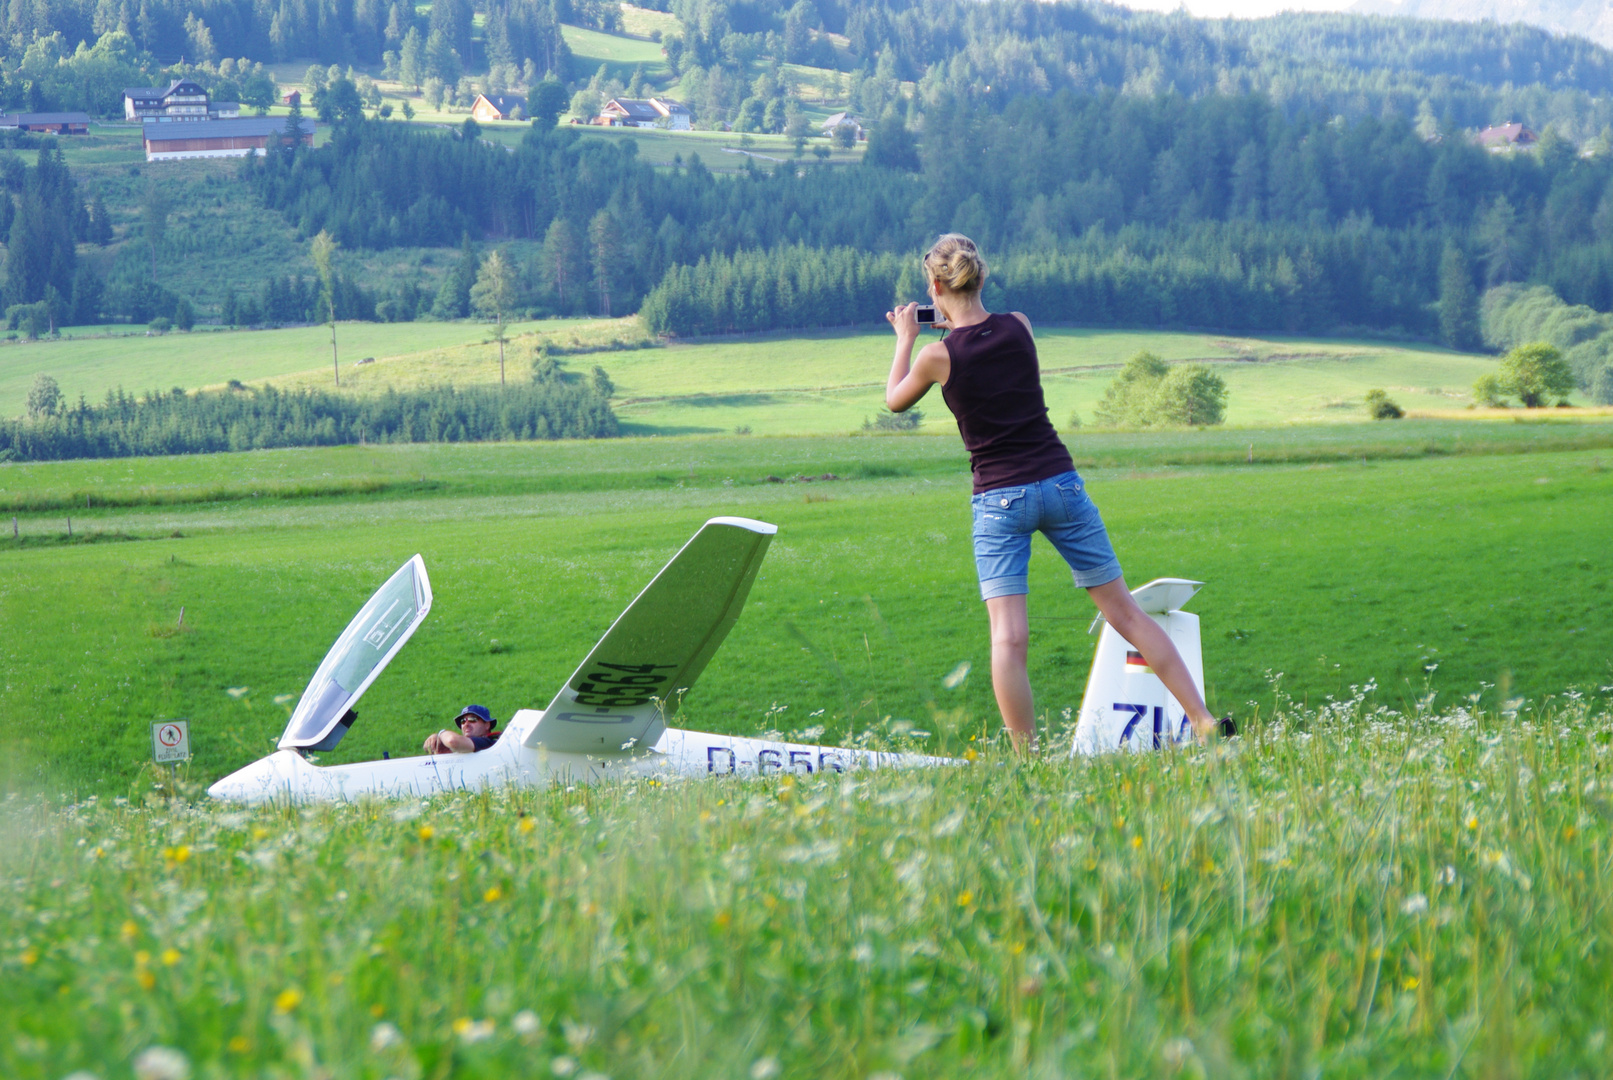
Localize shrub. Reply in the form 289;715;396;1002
1154;364;1228;426
147;317;172;333
1093;351;1169;427
1093;352;1227;427
864;408;922;431
1473;372;1507;407
25;374;61;419
1594;366;1613;405
1364;389;1404;419
1499;342;1575;407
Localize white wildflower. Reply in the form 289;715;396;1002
133;1047;190;1080
932;809;965;837
1161;1038;1195;1066
369;1022;403;1051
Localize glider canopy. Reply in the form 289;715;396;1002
279;555;433;752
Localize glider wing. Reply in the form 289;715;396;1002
524;517;776;754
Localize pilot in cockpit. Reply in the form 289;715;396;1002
424;704;501;755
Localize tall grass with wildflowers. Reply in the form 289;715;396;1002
6;686;1613;1078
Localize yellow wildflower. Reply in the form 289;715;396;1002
163;845;191;864
228;1036;250;1053
956;890;974;908
274;988;303;1014
518;817;536;835
483;886;503;902
417;825;435;841
160;948;181;967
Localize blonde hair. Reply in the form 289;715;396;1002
922;233;988;295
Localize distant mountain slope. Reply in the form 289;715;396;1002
1353;0;1613;49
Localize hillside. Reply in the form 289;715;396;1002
1355;0;1613;49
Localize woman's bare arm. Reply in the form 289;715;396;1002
886;302;951;412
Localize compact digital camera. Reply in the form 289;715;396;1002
915;305;939;326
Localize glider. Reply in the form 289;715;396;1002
207;517;949;804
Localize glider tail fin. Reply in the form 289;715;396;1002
1072;578;1205;755
523;517;777;754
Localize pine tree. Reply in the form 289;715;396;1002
589;210;622;318
1438;244;1480;351
311;230;341;385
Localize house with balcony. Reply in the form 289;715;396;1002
123;79;238;122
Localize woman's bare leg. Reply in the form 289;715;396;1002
1086;577;1218;737
984;594;1037;753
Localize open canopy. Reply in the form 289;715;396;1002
279;555;433;751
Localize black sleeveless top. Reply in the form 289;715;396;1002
938;313;1074;494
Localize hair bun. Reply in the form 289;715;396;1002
923;234;987;295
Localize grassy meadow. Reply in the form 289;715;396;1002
0;317;571;417
3;429;1609;793
9;319;1537;432
1;422;1612;1077
7;701;1613;1079
260;322;1561;433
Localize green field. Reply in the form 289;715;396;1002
2;424;1612;1078
563;23;671;78
0;317;582;417
254;324;1549;433
10;320;1537;431
3;428;1609;794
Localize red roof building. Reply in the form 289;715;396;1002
1475;123;1538;151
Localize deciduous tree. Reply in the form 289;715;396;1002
1499;342;1574;407
471;249;518;384
311;230;340;385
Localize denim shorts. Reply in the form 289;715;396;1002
971;470;1122;600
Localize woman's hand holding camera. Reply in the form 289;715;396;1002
887;301;922;341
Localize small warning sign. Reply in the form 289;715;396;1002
152;720;191;763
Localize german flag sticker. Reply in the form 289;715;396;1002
1125;650;1154;674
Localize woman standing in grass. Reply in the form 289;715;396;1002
883;233;1223;752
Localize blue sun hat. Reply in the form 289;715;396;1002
454;704;496;729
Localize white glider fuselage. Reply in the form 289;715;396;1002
205;711;945;805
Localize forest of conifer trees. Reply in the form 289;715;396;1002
233;92;1613;392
